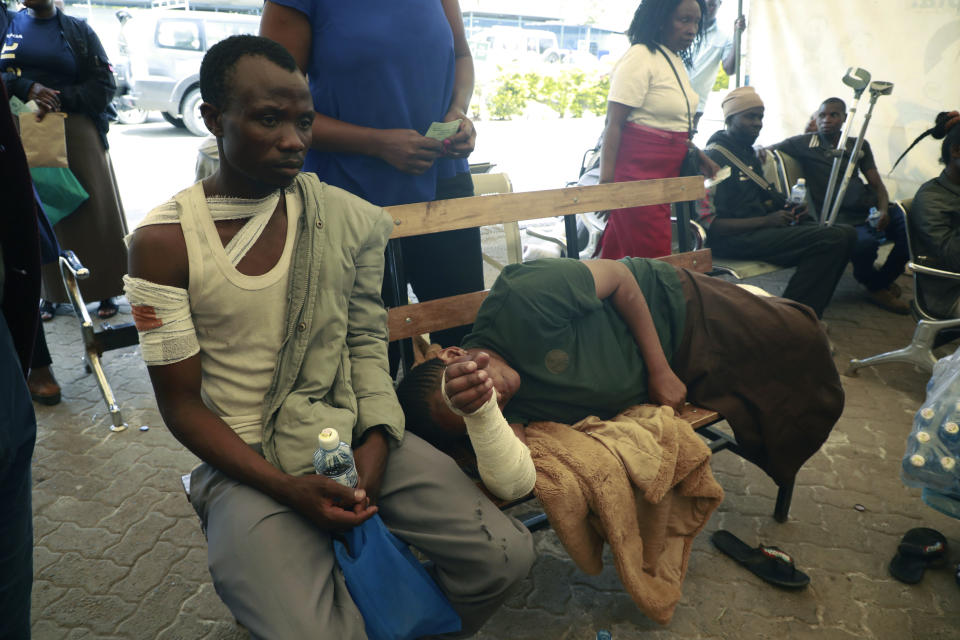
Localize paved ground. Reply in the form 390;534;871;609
28;258;960;639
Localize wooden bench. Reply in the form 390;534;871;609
383;178;793;524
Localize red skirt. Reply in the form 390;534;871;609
599;123;688;259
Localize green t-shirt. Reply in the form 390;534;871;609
462;258;686;425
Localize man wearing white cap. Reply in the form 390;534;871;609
702;87;856;318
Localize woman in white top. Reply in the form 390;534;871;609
599;0;718;259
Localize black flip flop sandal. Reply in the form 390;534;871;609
97;298;119;319
39;300;57;322
889;528;947;584
711;529;810;589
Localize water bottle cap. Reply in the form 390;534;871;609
796;178;805;186
910;454;926;467
921;407;936;421
941;456;956;471
945;422;959;435
318;428;342;451
916;430;931;443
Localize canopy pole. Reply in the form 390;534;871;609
734;0;743;87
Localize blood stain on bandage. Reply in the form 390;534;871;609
132;304;163;331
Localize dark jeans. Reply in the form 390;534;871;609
31;318;52;369
0;312;37;640
708;221;857;318
851;205;909;292
385;172;484;373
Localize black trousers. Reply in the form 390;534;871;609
708;221;857;318
385;172;484;372
31;317;52;369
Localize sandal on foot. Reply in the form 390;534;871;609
889;528;947;584
711;529;810;589
39;300;57;322
97;298;119;319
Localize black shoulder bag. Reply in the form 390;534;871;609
656;45;700;176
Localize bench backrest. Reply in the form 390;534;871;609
383;176;708;342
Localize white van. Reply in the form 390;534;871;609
118;9;260;135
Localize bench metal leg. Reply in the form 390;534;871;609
773;481;794;523
846;319;946;376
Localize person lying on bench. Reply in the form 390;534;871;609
702;87;856;319
397;256;845;490
123;35;534;640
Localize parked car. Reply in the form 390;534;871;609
469;26;570;65
117;9;259;135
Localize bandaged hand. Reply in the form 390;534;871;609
441;365;536;501
442;352;496;414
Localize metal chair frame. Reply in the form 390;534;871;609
847;200;960;375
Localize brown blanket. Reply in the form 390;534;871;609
526;404;724;625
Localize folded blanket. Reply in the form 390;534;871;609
526;404;724;625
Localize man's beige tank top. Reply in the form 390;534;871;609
178;183;301;444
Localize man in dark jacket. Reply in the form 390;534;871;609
0;77;41;640
702;87;856;318
770;97;910;314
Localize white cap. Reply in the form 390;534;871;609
909;454;926;467
318;428;342;451
796;178;805;185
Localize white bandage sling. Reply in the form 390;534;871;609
441;374;537;501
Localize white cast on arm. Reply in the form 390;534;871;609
441;375;537;500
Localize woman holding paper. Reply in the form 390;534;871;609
261;0;482;352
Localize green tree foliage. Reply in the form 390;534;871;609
480;66;611;120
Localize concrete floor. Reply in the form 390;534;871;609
27;259;960;639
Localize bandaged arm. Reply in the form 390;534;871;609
441;374;536;501
122;275;199;366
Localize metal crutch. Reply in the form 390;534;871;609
59;251;130;432
820;67;871;224
824;80;894;227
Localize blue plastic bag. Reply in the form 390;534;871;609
334;514;461;640
902;348;960;499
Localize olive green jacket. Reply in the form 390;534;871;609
260;173;403;476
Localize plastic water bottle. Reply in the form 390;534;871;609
903;445;940;484
787;178;807;207
313;428;358;488
939;421;960;449
867;206;883;228
917;405;939;429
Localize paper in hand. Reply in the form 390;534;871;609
424;119;462;141
704;165;731;189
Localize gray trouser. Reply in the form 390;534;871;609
190;433;535;640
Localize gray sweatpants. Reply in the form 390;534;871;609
189;433;536;640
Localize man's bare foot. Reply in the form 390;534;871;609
28;366;61;405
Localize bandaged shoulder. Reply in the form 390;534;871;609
122;275;199;366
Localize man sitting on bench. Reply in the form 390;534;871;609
703;87;856;319
397;256;845;490
770;97;910;314
124;35;534;639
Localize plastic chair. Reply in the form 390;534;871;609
847;199;960;375
471;172;519;270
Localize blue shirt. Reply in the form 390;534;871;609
270;0;468;206
2;10;77;91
